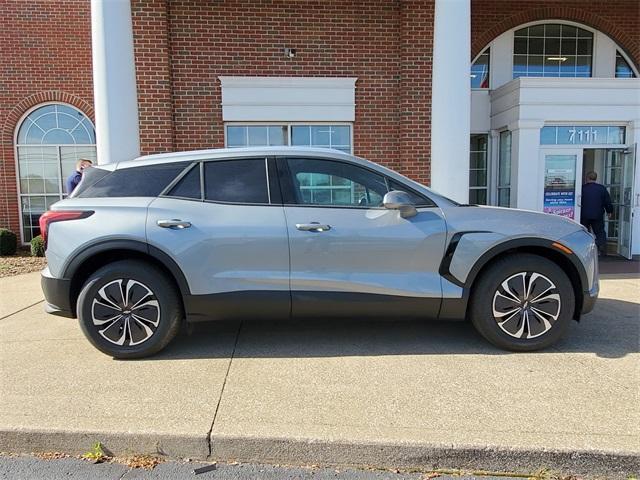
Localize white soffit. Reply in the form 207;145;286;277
219;76;357;122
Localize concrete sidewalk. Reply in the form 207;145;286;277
0;272;43;318
0;272;638;478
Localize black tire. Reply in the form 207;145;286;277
469;253;575;351
77;260;182;359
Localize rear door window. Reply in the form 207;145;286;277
77;162;190;198
204;158;269;204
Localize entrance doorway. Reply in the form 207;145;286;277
582;148;635;258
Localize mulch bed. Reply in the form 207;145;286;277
0;249;47;277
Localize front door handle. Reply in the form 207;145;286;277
296;222;331;232
157;219;191;229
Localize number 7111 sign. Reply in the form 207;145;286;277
540;125;625;145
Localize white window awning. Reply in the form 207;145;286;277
219;76;357;122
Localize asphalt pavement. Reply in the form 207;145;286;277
0;455;523;480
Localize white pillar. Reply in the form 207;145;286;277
430;0;471;203
510;120;544;210
91;0;140;164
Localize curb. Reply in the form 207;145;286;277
0;428;208;459
210;435;640;479
2;428;638;479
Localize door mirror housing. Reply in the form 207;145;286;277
383;190;417;218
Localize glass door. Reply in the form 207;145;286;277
542;150;583;221
602;150;623;249
618;146;636;259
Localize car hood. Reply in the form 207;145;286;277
440;205;584;241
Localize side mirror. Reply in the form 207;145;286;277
383;190;417;218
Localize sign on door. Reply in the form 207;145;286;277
543;155;577;219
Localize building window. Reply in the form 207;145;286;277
497;131;511;207
226;125;287;147
615;51;636;78
469;134;489;204
513;23;593;78
471;49;490;88
16;104;96;242
225;124;352;154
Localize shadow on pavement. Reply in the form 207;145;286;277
146;297;639;361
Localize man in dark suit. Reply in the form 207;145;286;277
580;171;613;256
65;158;93;195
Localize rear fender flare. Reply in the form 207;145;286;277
62;239;191;298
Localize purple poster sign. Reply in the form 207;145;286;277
543;155;576;220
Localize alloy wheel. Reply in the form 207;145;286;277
491;272;561;339
91;279;160;346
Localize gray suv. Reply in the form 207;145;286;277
40;147;598;358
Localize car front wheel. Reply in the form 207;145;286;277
469;253;575;351
77;260;182;359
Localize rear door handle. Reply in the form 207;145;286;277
295;222;331;232
157;219;191;229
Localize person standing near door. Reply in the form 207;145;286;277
65;158;93;195
580;171;613;256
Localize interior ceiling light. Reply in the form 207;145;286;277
547;57;567;61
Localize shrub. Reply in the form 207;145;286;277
30;235;45;257
0;228;18;256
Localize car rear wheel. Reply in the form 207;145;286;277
77;260;182;359
469;253;575;351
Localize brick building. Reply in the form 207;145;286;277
1;0;639;256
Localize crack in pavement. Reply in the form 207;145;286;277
0;300;44;321
206;320;243;457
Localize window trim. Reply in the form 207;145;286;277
14;102;97;244
160;157;279;206
276;156;437;209
224;122;354;154
159;155;439;209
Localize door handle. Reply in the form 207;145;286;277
295;222;331;232
157;219;191;229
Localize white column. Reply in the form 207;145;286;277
91;0;140;164
430;0;471;203
510;120;544;210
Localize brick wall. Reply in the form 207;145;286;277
0;0;93;237
1;0;638;237
471;0;640;67
131;0;435;184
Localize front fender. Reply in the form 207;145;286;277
440;233;590;294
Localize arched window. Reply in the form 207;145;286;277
16;104;96;242
513;23;593;78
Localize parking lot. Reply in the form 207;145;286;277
0;267;638;478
